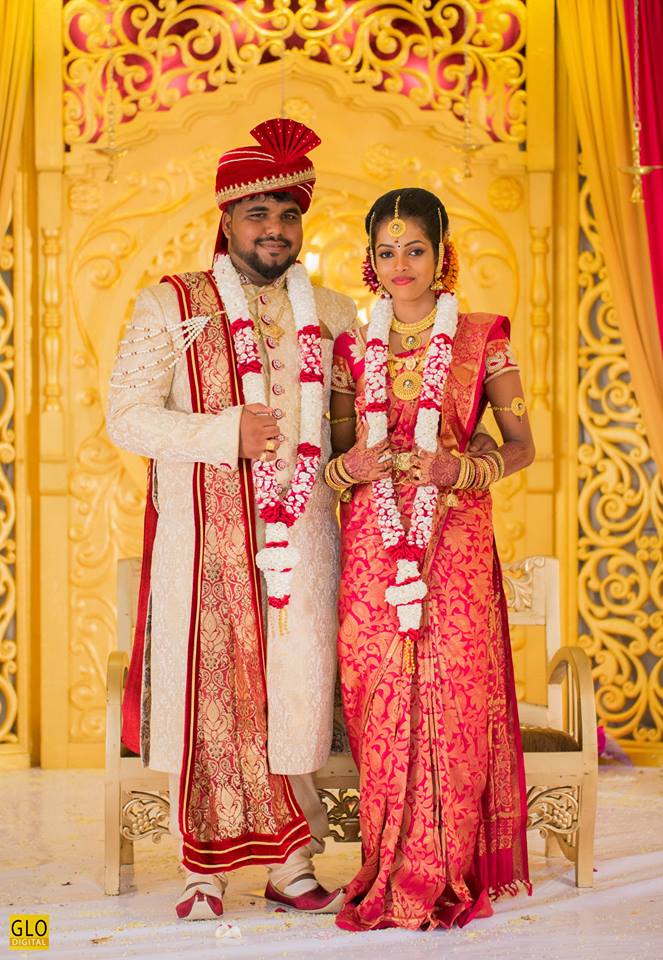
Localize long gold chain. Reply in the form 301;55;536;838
621;0;663;202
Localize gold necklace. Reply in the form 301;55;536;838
388;350;427;401
391;306;436;351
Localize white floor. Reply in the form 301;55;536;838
1;765;662;959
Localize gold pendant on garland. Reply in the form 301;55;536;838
392;370;423;401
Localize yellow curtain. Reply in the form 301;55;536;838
0;0;33;237
557;0;663;473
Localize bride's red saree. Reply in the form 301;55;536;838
333;312;530;931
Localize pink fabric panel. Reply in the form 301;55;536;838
624;0;663;354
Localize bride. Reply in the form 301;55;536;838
326;187;534;931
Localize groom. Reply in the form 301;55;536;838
107;118;355;919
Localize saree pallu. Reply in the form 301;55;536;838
335;312;530;931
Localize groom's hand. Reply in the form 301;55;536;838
239;403;281;461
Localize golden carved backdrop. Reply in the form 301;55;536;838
0;0;660;768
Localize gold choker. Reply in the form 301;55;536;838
391;307;436;351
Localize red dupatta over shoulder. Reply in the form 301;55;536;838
335;312;530;931
121;271;310;873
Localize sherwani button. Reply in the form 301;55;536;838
274;408;284;419
266;336;278;349
272;383;284;396
272;359;284;370
276;458;287;471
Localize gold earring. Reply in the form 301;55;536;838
430;208;447;291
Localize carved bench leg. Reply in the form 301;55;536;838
120;832;134;866
545;833;563;858
104;778;121;896
575;776;597;887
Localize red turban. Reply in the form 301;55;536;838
214;117;321;253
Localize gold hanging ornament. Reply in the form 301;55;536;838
450;11;484;179
95;0;127;182
387;195;407;238
620;0;662;202
388;351;427;401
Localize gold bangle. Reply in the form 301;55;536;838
330;414;356;425
487;450;505;481
465;455;476;489
452;452;468;490
478;456;491;489
470;456;483;489
324;460;349;492
335;455;356;485
331;460;348;488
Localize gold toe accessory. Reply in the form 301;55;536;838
265;439;276;453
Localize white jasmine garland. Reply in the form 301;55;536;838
211;253;324;614
364;292;458;638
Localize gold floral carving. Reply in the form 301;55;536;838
526;785;580;837
577;175;663;752
69;432;144;741
42;228;64;413
502;555;545;613
121;790;170;843
318;788;361;843
283;97;315;127
63;0;526;146
0;231;17;745
529;225;551;411
488;175;523;212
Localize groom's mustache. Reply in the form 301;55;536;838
256;236;292;249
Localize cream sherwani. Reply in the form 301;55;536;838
107;274;355;778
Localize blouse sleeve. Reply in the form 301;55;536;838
484;318;520;384
332;328;365;394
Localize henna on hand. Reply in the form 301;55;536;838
343;437;391;483
428;453;461;488
411;447;460;488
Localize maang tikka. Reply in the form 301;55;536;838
387;194;406;239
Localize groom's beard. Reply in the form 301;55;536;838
231;236;299;281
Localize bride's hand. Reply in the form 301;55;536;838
341;422;392;484
411;446;461;488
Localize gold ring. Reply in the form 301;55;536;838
265;439;276;453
